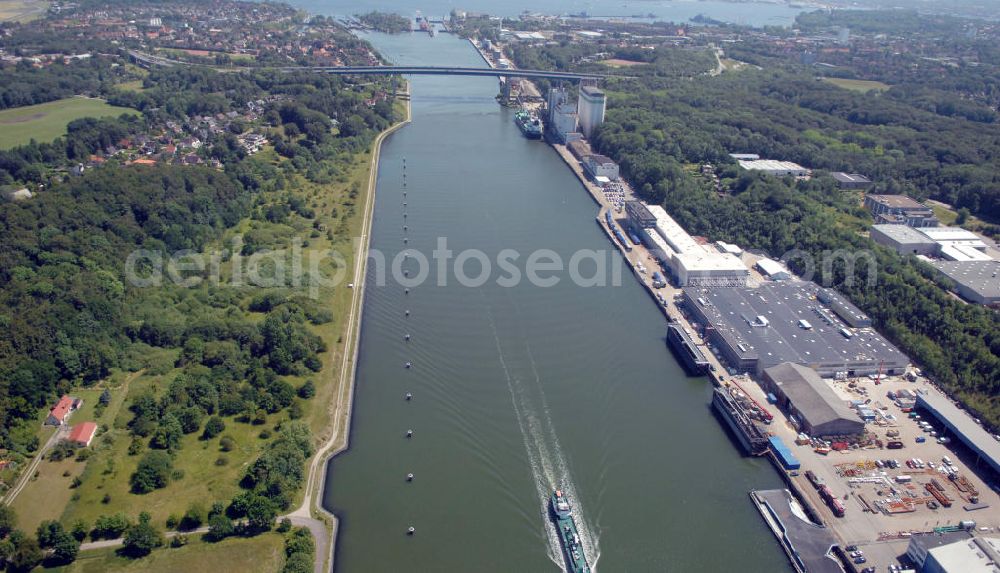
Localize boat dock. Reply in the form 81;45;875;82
750;489;844;573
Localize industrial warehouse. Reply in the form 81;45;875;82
761;363;865;438
681;282;909;377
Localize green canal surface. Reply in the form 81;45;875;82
322;31;792;572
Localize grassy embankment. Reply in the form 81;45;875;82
0;98;138;149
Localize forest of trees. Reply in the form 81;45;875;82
355;11;411;34
0;56;140;110
0;62;394;455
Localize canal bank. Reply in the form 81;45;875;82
290;85;412;573
321;30;792;572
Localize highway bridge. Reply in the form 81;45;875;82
128;50;604;82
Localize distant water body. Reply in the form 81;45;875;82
291;0;809;28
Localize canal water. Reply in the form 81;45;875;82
297;0;807;28
321;31;791;572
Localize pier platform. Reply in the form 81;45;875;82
750;489;843;573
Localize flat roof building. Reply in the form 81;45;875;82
762;363;865;437
673;250;750;287
646;205;701;254
871;224;939;256
756;258;791;281
830;172;872;189
681;282;909;377
640;205;748;286
919;226;987;250
917;391;1000;478
909;534;1000;573
939;244;994;262
906;531;975;571
816;287;872;328
737;159;809;177
929;260;1000;305
583;154;619;181
865;194;939;227
624;201;656;230
567;139;591;160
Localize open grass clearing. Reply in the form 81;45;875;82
0;98;138;149
0;0;48;22
9;457;85;534
600;58;647;68
821;77;891;92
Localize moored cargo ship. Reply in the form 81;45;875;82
666;322;709;374
550;490;590;573
514;110;542;139
712;386;771;456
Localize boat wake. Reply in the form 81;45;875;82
483;298;600;572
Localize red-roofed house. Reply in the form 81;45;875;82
45;395;80;426
68;422;98;447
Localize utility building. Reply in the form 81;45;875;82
577;85;606;138
761;363;865;438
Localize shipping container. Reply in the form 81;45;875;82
768;436;800;470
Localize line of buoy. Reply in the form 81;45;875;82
403;158;415;537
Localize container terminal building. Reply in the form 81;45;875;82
681;282;909;378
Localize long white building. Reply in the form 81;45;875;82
641;205;748;286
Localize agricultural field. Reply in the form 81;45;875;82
0;98;138;149
821;77;891;92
